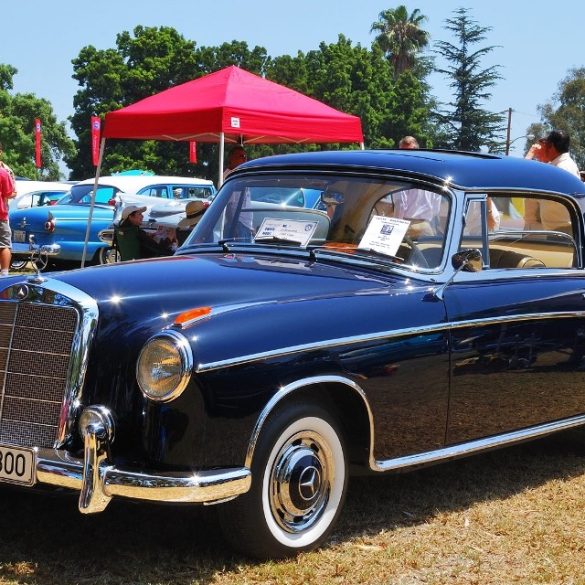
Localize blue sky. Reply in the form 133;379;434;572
3;0;583;158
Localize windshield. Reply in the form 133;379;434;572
183;174;451;270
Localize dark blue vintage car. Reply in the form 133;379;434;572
1;149;585;559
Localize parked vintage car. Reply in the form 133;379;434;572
98;184;322;260
11;180;74;210
1;150;585;559
9;175;216;269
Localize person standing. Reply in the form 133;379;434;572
0;163;15;276
393;136;445;236
0;142;17;194
524;130;579;232
525;130;580;178
223;145;247;181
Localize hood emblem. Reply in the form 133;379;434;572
15;284;30;300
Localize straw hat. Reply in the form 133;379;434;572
178;200;207;229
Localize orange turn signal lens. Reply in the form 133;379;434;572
174;306;212;327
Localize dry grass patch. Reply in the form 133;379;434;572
1;429;584;584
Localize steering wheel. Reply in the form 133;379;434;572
397;235;429;268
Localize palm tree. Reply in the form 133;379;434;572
371;6;429;77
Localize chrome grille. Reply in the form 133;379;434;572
0;301;78;448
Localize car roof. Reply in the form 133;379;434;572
14;180;72;195
76;175;214;189
237;149;585;196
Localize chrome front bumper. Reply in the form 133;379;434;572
34;406;251;513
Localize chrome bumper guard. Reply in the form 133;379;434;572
35;406;251;514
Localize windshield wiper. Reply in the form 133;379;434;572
217;238;253;252
253;236;303;246
311;245;405;265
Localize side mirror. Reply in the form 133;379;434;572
429;248;483;302
452;248;483;272
320;191;344;206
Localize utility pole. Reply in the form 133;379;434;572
505;108;512;155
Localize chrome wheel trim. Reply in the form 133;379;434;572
98;247;118;265
270;430;330;533
261;416;345;548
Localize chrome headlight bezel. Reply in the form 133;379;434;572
136;330;194;402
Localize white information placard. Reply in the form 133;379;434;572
358;216;411;257
255;218;319;248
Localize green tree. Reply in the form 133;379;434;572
69;29;271;181
196;40;270;76
526;68;585;169
280;35;402;149
0;64;75;179
433;8;505;151
370;6;429;78
68;26;200;180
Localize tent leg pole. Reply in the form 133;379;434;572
81;138;106;268
218;132;225;188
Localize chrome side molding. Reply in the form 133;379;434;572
372;414;585;472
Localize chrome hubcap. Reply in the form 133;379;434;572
269;431;332;534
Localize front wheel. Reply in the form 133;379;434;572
219;403;347;559
93;246;119;265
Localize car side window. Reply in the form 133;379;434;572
138;186;168;198
92;186;117;204
460;194;577;270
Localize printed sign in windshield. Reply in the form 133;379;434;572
254;217;319;247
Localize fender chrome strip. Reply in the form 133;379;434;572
197;310;585;372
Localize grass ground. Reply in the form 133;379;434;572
1;428;584;584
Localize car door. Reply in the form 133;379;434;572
444;193;585;444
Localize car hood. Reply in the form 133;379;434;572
51;251;439;367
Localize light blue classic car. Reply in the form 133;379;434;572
9;175;216;269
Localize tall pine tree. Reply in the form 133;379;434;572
433;8;505;152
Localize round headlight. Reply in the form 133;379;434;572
137;331;193;402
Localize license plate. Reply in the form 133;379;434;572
12;230;27;243
0;444;35;486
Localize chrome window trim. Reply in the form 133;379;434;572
1;277;98;447
197;309;585;373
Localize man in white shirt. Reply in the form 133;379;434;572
395;136;443;236
524;130;580;233
525;130;580;178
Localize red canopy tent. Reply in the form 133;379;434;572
103;65;363;144
82;66;364;265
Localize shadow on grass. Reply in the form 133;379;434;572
337;427;585;539
0;428;584;584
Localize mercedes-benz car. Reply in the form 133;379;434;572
1;149;585;559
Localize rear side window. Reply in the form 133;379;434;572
460;194;578;270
